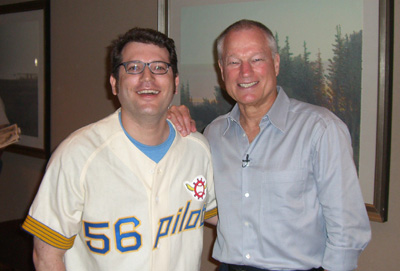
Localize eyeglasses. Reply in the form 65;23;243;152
115;60;171;75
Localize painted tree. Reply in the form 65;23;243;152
180;81;192;107
277;36;294;90
326;26;362;166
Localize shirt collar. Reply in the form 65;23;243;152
224;86;290;135
266;86;290;133
223;104;240;135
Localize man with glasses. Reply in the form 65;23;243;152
22;27;217;271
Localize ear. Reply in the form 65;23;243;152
174;75;179;94
110;75;118;95
218;60;225;81
274;53;280;77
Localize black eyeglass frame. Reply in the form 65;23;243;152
114;60;172;75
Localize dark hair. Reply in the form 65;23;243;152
216;19;278;61
110;27;178;79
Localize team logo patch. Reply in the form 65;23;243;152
185;175;207;201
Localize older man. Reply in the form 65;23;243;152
170;19;371;271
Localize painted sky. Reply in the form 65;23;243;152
179;0;363;65
172;0;365;100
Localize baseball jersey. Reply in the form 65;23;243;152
22;109;217;271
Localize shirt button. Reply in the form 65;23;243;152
244;221;249;227
245;192;249;198
155;196;159;202
242;133;246;137
246;253;251;259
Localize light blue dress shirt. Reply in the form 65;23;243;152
204;87;371;271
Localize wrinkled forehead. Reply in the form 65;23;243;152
222;28;270;55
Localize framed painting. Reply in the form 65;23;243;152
158;0;393;222
0;1;50;159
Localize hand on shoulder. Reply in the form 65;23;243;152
167;105;197;137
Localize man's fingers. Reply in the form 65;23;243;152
190;120;197;133
168;112;182;130
177;105;197;134
167;105;196;136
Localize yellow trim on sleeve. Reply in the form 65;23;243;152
204;207;218;220
22;215;76;250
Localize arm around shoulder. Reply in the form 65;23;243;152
167;105;197;136
33;237;67;271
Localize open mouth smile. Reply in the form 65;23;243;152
238;81;258;88
137;90;160;95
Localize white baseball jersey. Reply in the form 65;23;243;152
22;109;217;271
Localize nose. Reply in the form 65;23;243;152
240;61;253;77
140;64;155;81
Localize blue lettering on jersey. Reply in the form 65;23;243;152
83;201;206;254
153;200;206;249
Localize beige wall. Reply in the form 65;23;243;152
0;0;158;219
0;0;398;270
357;1;400;269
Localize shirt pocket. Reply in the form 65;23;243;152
261;169;307;221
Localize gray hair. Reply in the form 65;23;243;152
216;19;278;62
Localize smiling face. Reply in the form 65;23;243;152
219;27;280;112
110;42;179;122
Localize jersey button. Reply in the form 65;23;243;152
245;192;249;198
246;253;251;259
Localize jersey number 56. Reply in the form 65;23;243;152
83;217;142;254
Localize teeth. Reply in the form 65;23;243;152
138;90;159;95
239;82;258;88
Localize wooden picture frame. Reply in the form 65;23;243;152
158;0;393;222
0;0;51;159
